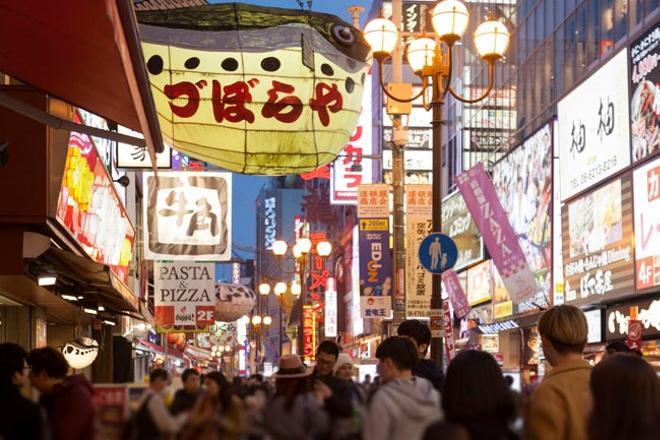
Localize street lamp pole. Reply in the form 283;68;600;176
364;0;509;368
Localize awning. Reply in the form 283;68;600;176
43;247;140;313
136;339;185;359
0;0;163;155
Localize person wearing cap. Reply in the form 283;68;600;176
263;354;330;440
525;305;591;440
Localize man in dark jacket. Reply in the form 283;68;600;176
0;343;45;440
28;346;95;440
397;319;444;391
171;368;201;415
313;341;354;421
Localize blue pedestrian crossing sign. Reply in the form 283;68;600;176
418;233;458;274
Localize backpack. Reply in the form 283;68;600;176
123;395;160;440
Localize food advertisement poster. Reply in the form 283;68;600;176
562;175;635;304
492;123;553;313
630;23;659;162
633;156;660;290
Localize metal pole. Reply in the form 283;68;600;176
391;0;407;330
429;95;444;368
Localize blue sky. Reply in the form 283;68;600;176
208;0;375;277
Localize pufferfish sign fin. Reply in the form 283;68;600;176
137;3;371;175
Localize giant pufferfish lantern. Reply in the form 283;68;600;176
137;3;371;175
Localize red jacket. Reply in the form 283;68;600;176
40;374;95;440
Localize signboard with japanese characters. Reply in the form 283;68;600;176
137;3;370;175
382;149;433;171
606;298;660;340
466;260;493;306
116;125;172;169
325;277;338;338
492;123;553;313
441;269;470;319
357;184;389;218
633;156;660;290
630;23;659;162
359;217;392;318
442;191;484;271
303;305;316;362
456;164;541;305
562;174;635;304
405;185;432;318
154;262;216;332
263;197;277;250
384;127;431;149
330;71;373;205
443;300;455;361
558;48;631;201
143;171;232;260
57;112;135;284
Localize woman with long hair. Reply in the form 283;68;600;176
183;371;245;440
588;353;660;440
263;354;329;440
424;350;517;440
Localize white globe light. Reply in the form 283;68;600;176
296;237;312;254
272;240;288;256
224;345;231;352
274;282;287;296
252;315;262;325
291;282;302;296
263;316;273;326
316;240;333;257
407;38;438;73
363;18;399;55
292;243;303;259
258;283;271;296
432;0;469;44
474;20;510;61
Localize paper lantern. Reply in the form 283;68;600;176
166;333;187;351
137;3;370;175
62;337;99;370
215;283;256;322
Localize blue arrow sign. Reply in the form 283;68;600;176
418;233;458;274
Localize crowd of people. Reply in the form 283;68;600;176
1;305;659;440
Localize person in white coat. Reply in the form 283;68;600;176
362;336;441;440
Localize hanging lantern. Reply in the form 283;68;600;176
166;332;187;351
215;283;256;322
137;3;371;175
61;337;99;370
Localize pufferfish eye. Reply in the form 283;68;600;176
332;24;356;46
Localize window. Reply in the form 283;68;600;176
554;25;565;96
600;0;615;57
577;3;588;79
565;14;576;89
628;0;643;29
545;0;555;36
613;0;627;41
588;0;601;65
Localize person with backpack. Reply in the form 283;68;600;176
128;368;188;439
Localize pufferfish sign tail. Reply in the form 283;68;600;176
137;3;371;175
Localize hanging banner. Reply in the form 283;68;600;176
630;23;659;162
143;171;231;260
325;277;338;338
558;48;631;201
442;191;484;271
441;269;470;319
331;70;373;205
154;262;216;332
492;123;553;312
456;163;540;304
633;157;660;290
302;305;316;362
357;184;390;218
405;185;433;318
359;218;392;318
137;3;370;175
562;175;635;304
443;300;455;361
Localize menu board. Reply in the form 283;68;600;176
633;157;660;290
562;174;635;304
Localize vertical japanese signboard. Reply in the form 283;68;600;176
633;157;660;290
562;174;635;304
331;71;373;204
558;48;631;201
630;23;659;162
405;185;432;318
441;269;470;319
443;300;455;361
357;184;392;318
143;171;232;260
263;196;277;250
325;277;338;338
492;123;553;313
302;305;316;362
154;262;216;332
456;164;540;304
